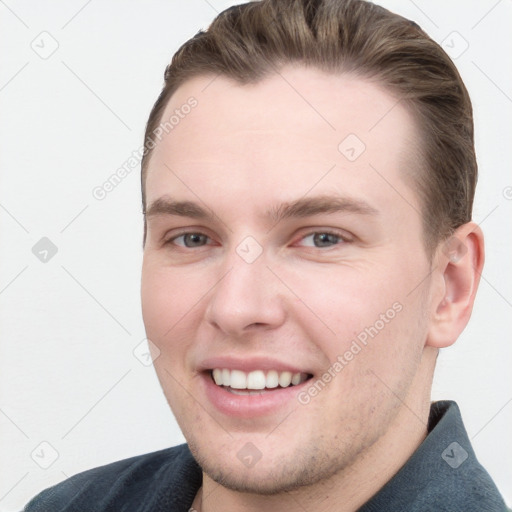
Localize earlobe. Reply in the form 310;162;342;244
426;222;485;349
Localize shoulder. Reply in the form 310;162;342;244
424;401;509;511
362;401;509;512
23;443;202;512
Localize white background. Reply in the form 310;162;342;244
0;1;511;510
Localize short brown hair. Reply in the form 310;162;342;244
141;0;477;253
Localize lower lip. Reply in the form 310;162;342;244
201;372;311;418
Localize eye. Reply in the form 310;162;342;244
164;230;349;250
168;232;211;248
298;231;347;248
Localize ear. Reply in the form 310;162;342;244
426;222;485;349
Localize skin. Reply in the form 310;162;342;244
141;66;484;512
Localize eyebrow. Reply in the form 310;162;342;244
144;194;379;223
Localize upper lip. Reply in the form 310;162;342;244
197;356;312;375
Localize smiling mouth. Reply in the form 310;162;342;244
209;368;313;395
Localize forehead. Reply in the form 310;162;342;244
146;66;421;222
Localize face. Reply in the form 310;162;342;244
141;66;434;493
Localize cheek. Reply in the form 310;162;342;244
141;262;203;414
141;269;194;372
283;259;427;372
141;261;201;339
283;263;403;339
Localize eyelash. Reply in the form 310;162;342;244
164;230;350;250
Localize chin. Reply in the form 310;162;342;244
186;435;346;495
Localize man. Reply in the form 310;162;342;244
24;0;509;510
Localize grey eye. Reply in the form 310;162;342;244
176;233;209;247
301;232;342;248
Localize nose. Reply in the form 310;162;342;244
204;250;286;337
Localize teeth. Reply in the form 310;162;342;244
279;371;292;387
212;368;222;385
211;369;309;390
246;370;266;389
266;370;279;388
222;368;231;386
230;370;247;389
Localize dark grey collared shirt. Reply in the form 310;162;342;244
24;401;509;511
359;401;508;511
